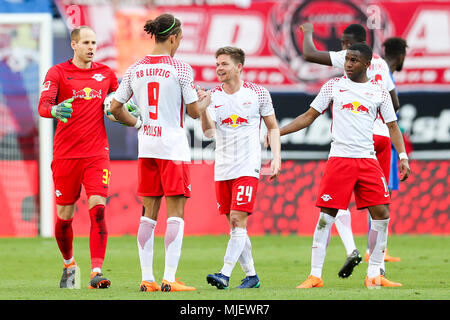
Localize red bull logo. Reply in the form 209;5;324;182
220;114;249;127
341;102;369;114
72;87;102;100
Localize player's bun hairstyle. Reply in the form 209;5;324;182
383;37;408;58
343;24;367;43
348;43;373;62
144;13;181;42
215;46;245;66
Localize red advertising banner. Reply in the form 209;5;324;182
55;0;450;92
2;160;448;237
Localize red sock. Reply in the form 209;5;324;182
55;216;73;261
89;204;108;270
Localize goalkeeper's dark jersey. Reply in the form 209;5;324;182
38;59;118;159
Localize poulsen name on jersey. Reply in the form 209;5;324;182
143;125;162;137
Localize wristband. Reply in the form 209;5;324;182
134;118;142;129
399;152;408;160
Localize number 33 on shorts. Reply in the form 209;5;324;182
102;169;111;186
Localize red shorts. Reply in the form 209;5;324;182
316;157;390;210
373;134;391;181
51;156;110;205
138;158;191;197
215;176;259;215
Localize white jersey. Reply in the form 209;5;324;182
310;77;397;159
329;50;394;137
115;55;198;161
207;81;275;181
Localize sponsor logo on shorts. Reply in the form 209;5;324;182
187;184;191;191
236;202;248;206
321;194;332;201
55;190;62;197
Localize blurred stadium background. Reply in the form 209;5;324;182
0;0;448;239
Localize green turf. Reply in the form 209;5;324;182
0;235;448;300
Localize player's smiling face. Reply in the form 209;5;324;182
72;28;97;65
344;50;369;81
216;54;242;83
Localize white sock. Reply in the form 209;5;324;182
163;217;184;282
137;216;157;282
238;235;256;277
335;209;357;256
367;218;389;278
221;227;247;277
310;212;335;279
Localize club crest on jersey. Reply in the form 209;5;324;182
72;87;102;100
341;101;369;114
92;73;106;82
42;80;51;92
220;114;249;128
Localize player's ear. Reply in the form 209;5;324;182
237;63;243;73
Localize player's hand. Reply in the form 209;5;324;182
399;159;410;181
300;22;314;33
197;86;211;104
51;98;74;123
270;158;281;180
125;101;141;120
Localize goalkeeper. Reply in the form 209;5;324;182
38;26;137;290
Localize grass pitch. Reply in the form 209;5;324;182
0;235;448;301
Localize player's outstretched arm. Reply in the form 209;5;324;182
387;121;411;181
279;107;320;136
110;98;142;129
263;114;281;180
301;23;332;66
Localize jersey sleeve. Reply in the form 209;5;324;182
108;69;119;94
258;86;275;117
114;64;134;103
178;62;198;105
38;66;60;118
381;59;395;92
206;91;216;122
379;88;397;123
329;50;346;69
310;78;336;113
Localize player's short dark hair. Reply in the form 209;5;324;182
348;43;373;62
71;26;94;42
215;46;245;66
144;13;181;42
383;37;408;58
343;24;367;42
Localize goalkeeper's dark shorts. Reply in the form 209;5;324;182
51;156;110;205
137;158;191;198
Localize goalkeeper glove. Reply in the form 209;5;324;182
125;101;141;120
51;98;74;123
119;101;142;128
